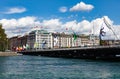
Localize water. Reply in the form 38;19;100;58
0;56;120;79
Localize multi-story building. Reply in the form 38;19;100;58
9;35;28;51
27;30;100;49
58;33;81;48
27;30;52;49
9;29;100;51
88;34;100;46
9;36;18;51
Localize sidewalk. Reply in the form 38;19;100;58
0;52;21;56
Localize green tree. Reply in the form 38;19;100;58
0;23;7;51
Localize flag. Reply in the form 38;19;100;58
23;45;26;50
42;40;46;49
40;26;43;29
100;27;106;36
35;26;38;28
73;32;77;41
53;34;58;46
34;42;38;48
66;28;68;30
26;44;29;49
99;27;106;45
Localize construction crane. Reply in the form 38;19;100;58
103;16;119;40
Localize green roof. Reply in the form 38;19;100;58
30;30;49;34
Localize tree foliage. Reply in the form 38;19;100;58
0;23;7;51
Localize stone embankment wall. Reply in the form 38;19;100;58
0;52;20;56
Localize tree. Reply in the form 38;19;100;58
0;23;7;51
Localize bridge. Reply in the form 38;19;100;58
18;45;120;60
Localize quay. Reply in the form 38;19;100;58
0;52;19;56
18;45;120;60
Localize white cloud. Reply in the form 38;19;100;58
42;19;62;32
4;7;26;14
79;20;91;34
102;16;119;40
0;16;120;40
63;16;120;40
18;16;36;26
63;20;77;29
63;20;92;34
0;16;39;37
113;25;120;39
70;2;94;12
59;6;67;13
91;18;103;35
90;17;120;40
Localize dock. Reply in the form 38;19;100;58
18;45;120;60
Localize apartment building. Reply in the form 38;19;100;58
9;29;100;51
27;30;52;49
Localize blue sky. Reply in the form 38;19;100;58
0;0;120;38
0;0;120;24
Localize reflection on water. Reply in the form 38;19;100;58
0;56;120;79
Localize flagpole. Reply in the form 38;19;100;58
92;21;95;46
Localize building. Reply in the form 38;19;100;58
27;30;52;49
55;33;81;48
9;35;28;51
27;30;99;49
27;30;78;49
9;36;18;51
9;29;100;51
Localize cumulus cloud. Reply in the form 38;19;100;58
4;7;26;14
0;16;120;40
59;6;67;13
62;20;77;33
79;20;91;34
70;2;94;12
102;16;119;40
62;16;120;40
63;20;92;35
42;19;62;32
113;25;120;39
0;16;39;37
0;16;37;29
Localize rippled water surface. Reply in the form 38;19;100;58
0;55;120;79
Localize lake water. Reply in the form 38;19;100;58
0;55;120;79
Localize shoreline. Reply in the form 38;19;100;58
0;52;21;56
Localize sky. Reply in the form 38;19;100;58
0;0;120;39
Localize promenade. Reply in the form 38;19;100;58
0;51;20;56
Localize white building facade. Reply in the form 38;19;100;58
27;30;52;49
27;30;99;50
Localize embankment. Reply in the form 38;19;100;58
0;52;20;56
